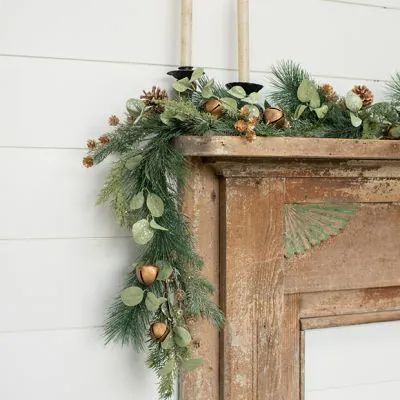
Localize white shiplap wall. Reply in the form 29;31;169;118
0;0;399;399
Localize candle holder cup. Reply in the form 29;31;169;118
167;66;195;80
226;81;263;95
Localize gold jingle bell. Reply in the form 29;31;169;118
204;99;224;118
264;107;289;129
150;322;170;342
136;264;160;286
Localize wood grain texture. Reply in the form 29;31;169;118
282;294;301;400
285;204;400;294
220;178;285;400
210;160;400;179
300;287;400;319
301;310;400;330
180;159;220;400
285;177;400;203
175;136;400;160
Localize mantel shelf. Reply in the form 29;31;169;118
175;136;400;161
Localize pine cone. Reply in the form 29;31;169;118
140;86;168;113
98;134;110;145
108;115;120;126
322;83;338;102
352;85;374;107
86;139;97;150
82;156;94;168
234;119;248;133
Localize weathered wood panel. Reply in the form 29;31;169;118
210;160;400;179
282;294;301;400
285;177;400;203
285;204;400;294
220;178;285;400
180;159;220;400
301;310;400;330
175;136;400;160
300;287;400;318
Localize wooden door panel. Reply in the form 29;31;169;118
285;203;400;294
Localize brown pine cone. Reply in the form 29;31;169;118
352;85;374;107
86;139;97;150
98;134;110;145
321;83;338;102
82;156;94;168
140;86;168;113
108;115;120;126
234;119;248;133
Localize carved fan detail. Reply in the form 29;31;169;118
284;203;359;258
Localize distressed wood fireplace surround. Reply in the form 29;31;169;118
176;136;400;400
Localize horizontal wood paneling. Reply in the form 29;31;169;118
305;321;400;391
0;148;128;239
0;327;159;400
0;237;136;331
1;0;398;80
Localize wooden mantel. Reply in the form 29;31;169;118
178;136;400;400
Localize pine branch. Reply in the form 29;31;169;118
386;72;400;103
268;60;310;114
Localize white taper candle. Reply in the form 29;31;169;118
237;0;249;82
180;0;193;66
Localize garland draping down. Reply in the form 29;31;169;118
83;61;400;399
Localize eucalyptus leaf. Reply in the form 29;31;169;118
227;86;246;99
294;104;308;120
130;191;144;210
190;67;204;82
145;292;161;312
146;193;165;217
132;219;154;245
181;358;204;371
314;104;329;119
350;112;363;127
125;155;142;170
297;79;318;103
160;111;171;126
126;98;144;114
174;326;192;347
202;86;213;99
159;359;175;377
157;261;173;281
246;105;260;118
345;91;363;113
202;79;214;98
120;286;144;307
161;332;175;350
389;126;400;138
220;97;238;112
309;91;321;109
173;77;191;93
150;219;168;231
243;92;261;104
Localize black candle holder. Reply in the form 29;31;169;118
167;66;195;80
226;81;263;95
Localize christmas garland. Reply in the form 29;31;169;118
83;61;400;399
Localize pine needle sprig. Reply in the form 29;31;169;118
268;60;310;114
386;72;400;103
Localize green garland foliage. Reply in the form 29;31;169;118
84;61;400;399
